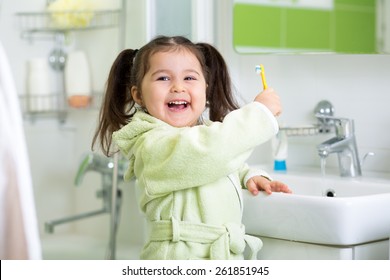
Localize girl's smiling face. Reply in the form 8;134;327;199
132;49;207;127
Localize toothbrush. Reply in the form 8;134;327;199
255;64;268;90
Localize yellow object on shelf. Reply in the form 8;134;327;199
47;0;95;28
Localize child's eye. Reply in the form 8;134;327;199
157;76;170;81
184;76;196;81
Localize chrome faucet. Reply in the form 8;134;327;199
45;153;127;233
316;115;362;177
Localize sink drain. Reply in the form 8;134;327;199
325;189;336;197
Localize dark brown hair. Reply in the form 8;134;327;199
92;36;240;156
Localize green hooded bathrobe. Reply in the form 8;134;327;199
113;102;278;260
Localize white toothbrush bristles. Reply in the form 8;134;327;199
255;64;268;89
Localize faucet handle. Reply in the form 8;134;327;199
74;153;94;186
315;114;354;138
315;114;350;123
361;152;375;167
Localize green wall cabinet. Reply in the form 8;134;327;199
234;0;376;53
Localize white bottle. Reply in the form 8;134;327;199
27;58;51;112
64;50;91;108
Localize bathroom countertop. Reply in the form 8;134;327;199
252;164;390;183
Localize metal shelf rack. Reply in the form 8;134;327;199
16;9;120;35
15;9;121;123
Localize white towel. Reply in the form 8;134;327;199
0;41;41;259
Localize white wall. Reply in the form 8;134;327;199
233;54;390;174
214;0;390;175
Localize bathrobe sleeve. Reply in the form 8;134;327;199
114;102;278;196
238;163;272;189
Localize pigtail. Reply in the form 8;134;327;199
197;43;240;121
92;49;138;156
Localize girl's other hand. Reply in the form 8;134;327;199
254;88;282;117
246;175;292;196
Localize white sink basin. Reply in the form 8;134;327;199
242;169;390;246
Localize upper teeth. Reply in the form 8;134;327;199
169;101;187;105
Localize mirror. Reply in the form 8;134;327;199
149;0;192;39
233;0;390;54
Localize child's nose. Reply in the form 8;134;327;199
171;82;185;93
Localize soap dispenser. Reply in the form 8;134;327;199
272;130;288;172
64;50;91;108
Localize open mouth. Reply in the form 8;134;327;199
167;101;189;110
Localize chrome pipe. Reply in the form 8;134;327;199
44;208;108;233
106;152;119;260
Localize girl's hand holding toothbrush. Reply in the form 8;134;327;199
254;88;282;117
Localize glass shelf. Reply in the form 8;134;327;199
16;9;120;34
279;125;321;136
19;92;102;123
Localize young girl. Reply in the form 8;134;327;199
92;36;291;260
